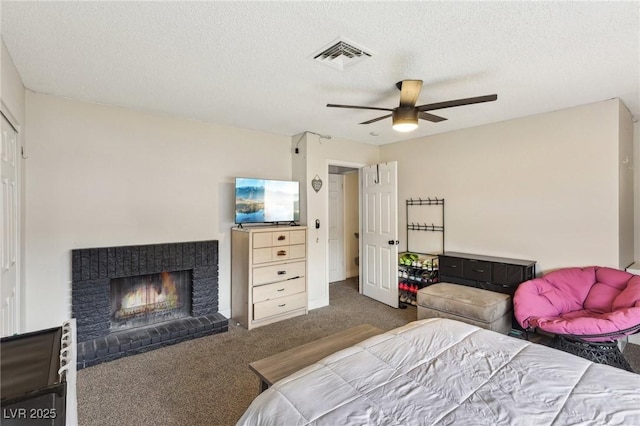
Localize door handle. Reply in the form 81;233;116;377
388;240;399;245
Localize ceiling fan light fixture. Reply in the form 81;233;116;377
392;108;419;132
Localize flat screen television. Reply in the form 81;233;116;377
235;177;300;224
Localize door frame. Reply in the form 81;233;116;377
328;173;345;283
325;160;365;294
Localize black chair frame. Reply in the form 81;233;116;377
532;324;640;372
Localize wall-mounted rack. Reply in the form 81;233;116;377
407;223;444;232
407;197;444;206
406;197;445;254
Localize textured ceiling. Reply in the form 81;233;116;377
1;1;638;145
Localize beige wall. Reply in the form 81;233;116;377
2;40;25;126
1;38;26;332
24;92;293;331
380;99;630;274
292;133;378;309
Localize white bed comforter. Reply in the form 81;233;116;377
237;318;640;426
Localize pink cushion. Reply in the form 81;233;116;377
613;275;640;310
595;267;633;290
513;267;596;327
583;282;618;313
513;266;640;340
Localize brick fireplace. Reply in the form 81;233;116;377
72;240;228;369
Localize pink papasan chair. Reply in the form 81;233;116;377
514;266;640;371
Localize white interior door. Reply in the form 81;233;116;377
1;114;20;336
328;174;345;282
361;162;398;308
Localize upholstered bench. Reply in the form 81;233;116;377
417;283;512;334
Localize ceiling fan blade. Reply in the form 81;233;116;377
360;114;392;125
418;112;447;123
417;94;498;112
399;80;423;108
327;104;393;112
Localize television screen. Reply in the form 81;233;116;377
235;178;300;224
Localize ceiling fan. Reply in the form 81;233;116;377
327;80;497;132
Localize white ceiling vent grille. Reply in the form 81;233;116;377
312;38;372;71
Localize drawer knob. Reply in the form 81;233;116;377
277;288;285;292
278;303;287;307
277;270;287;275
472;269;484;273
277;250;287;256
277;235;286;241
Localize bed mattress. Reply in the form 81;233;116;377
237;318;640;425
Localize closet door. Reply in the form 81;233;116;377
1;113;20;337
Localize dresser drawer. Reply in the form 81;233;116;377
253;261;306;285
253;230;306;248
287;244;306;260
253;232;274;249
253;247;273;264
289;230;306;245
492;263;525;286
479;281;517;297
271;246;290;261
253;244;306;264
254;292;307;320
271;231;290;247
439;256;463;276
253;277;306;303
254;230;295;247
462;259;491;282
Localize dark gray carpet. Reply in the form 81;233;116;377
77;278;640;426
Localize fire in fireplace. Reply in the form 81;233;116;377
110;270;192;331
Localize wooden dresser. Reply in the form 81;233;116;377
231;226;308;330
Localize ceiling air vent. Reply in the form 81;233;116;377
312;38;372;71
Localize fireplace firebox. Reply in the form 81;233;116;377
110;270;192;331
72;241;228;369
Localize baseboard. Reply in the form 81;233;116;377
308;298;329;311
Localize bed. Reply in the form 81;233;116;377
237;318;640;425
